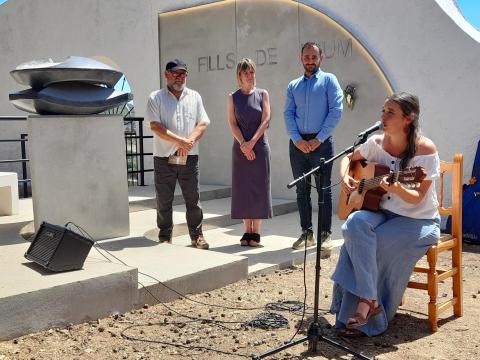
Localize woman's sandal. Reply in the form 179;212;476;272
248;233;261;247
240;233;251;246
346;299;382;329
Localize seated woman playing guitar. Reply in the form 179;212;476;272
331;92;440;337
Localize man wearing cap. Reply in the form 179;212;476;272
146;59;210;249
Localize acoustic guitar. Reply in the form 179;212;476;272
337;161;426;220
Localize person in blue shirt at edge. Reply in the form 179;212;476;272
284;41;344;256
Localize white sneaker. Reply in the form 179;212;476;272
320;231;332;258
292;230;316;250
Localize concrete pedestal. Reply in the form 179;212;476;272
0;172;19;216
28;115;129;240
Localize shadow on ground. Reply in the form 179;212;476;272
463;242;480;254
0;221;32;245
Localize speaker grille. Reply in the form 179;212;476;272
25;222;93;271
27;226;63;265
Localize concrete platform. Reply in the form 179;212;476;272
0;183;343;340
93;239;248;306
130;196;297;238
0;242;138;340
171;210;344;274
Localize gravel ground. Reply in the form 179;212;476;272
1;243;479;360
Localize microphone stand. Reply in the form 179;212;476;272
252;134;372;360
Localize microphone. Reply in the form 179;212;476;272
357;121;383;138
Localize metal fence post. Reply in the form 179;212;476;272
20;133;28;198
138;118;146;186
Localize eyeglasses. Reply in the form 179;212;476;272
169;70;188;77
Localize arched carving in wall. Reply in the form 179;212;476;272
159;0;393;202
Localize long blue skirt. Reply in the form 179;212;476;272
330;210;440;336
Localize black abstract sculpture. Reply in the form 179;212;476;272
9;56;133;115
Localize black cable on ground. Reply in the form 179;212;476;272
265;300;305;313
65;222;259;357
63;222;329;357
245;312;289;330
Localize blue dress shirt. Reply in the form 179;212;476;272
284;68;343;143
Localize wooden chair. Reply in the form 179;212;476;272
406;153;463;332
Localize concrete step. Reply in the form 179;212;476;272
0;184;236;245
129;196;297;239
87;211;343;308
167;210;345;274
128;184;231;212
1;182;343;341
92;238;248;306
0;243;137;340
0;236;249;340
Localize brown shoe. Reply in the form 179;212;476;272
191;234;209;250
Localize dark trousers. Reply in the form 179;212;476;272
154;155;203;239
289;137;333;233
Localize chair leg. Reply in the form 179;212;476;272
427;247;439;332
452;240;463;317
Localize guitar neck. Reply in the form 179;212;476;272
361;171;399;191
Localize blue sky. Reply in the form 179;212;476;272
457;0;480;29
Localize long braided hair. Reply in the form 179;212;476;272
387;92;421;169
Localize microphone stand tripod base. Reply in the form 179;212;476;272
252;321;372;360
307;322;320;352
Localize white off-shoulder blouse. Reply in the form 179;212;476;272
358;135;440;219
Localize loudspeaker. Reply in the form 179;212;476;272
25;222;94;272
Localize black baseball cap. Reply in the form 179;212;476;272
166;59;188;72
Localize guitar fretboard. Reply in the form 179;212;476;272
358;169;417;193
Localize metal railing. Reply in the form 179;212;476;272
0;116;153;198
0;134;30;198
124;117;153;186
0;116;30;197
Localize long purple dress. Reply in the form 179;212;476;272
231;88;272;219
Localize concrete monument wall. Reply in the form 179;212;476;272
0;0;479;195
159;0;392;202
28;115;129;239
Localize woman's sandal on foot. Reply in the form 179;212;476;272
346;299;382;329
248;233;261;247
240;233;251;246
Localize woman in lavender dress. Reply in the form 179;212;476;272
227;58;272;246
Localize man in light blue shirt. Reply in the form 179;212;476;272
284;42;343;255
